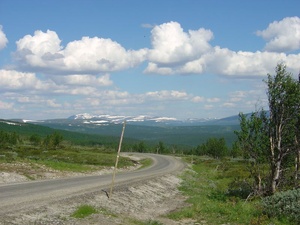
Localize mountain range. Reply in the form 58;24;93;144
23;113;240;126
6;113;242;147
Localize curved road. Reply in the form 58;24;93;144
0;153;185;214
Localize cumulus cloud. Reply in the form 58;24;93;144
0;70;43;90
63;37;147;72
145;19;300;76
145;90;189;100
205;47;299;76
51;74;113;86
0;69;112;96
10;18;300;78
14;30;147;74
256;17;300;52
0;26;8;50
16;95;61;108
145;21;213;74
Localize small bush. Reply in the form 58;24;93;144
227;178;253;199
71;205;97;218
261;189;300;224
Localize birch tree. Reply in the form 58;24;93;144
266;64;300;194
236;64;300;195
236;111;269;194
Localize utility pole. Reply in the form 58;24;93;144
109;120;126;198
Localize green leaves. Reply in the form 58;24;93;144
236;63;300;194
195;137;228;158
262;189;300;224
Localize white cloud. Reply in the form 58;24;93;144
0;69;113;97
14;30;147;74
145;21;212;74
0;26;8;50
145;19;300;76
223;102;236;108
10;19;300;78
145;90;188;100
191;96;205;103
0;69;42;90
51;74;113;86
16;95;61;108
256;17;300;52
63;36;147;72
46;99;61;108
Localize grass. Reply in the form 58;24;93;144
168;156;291;225
0;144;136;171
138;158;153;169
71;205;98;218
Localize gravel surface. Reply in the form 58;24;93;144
0;155;191;225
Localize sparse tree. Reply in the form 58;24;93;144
236;64;300;195
235;111;269;194
266;64;300;193
133;141;147;153
52;131;63;148
156;141;166;154
43;132;63;149
29;134;41;145
196;137;228;158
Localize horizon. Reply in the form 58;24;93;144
0;1;299;120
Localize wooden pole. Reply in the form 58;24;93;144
109;120;126;198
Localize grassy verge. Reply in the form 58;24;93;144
71;205;98;218
0;145;136;172
138;158;153;170
168;156;290;225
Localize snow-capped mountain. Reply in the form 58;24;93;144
67;113;216;126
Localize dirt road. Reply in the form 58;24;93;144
0;153;190;224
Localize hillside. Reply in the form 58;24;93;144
0;119;121;146
2;113;241;148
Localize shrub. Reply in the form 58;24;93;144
226;178;253;199
71;205;97;218
261;189;300;224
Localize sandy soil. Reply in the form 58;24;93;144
0;156;195;225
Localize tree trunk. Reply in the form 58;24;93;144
256;173;262;194
295;150;300;180
271;159;281;194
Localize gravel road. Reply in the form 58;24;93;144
0;153;190;225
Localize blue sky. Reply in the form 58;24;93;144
0;0;300;120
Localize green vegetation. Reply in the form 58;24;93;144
235;64;300;195
168;156;292;225
262;189;300;224
0;64;299;225
71;205;98;218
193;137;228;158
137;158;152;169
39;120;239;148
0;128;135;172
166;64;299;224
